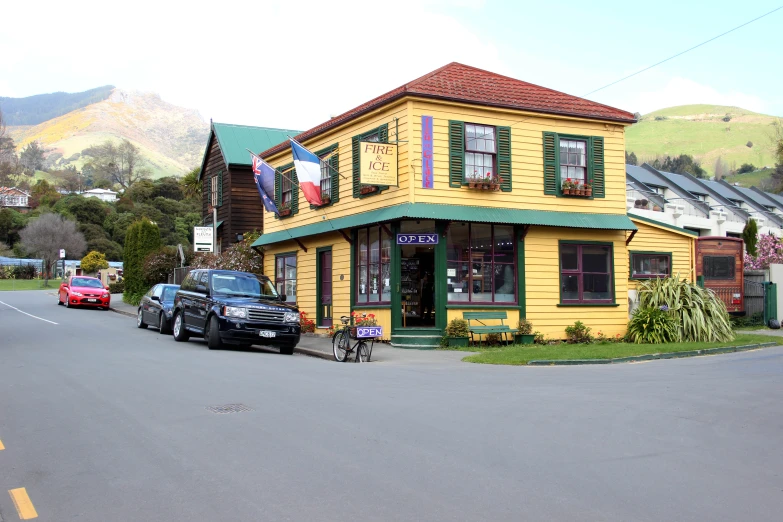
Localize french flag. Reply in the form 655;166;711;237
290;139;323;206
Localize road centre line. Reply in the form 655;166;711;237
9;487;38;519
0;301;58;325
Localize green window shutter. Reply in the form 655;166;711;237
352;135;361;198
291;169;299;215
591;136;605;198
448;121;465;187
543;131;558;195
497;126;512;192
330;152;339;203
274;167;281;219
377;124;389;191
217;170;223;206
206;175;212;206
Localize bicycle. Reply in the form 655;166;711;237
332;315;375;363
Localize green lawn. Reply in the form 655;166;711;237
0;279;57;291
459;334;779;365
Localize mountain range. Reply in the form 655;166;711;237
1;87;780;184
1;87;209;178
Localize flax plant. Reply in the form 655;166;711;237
636;276;734;343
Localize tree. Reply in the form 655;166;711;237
714;157;729;180
650;154;706;178
181;166;201;200
0;107;19;185
737;163;755;175
81;251;109;274
19;213;86;285
29;180;61;208
0;208;28;247
123;218;161;301
625;151;638;166
745;234;783;270
19;141;46;174
742;219;758;257
83;139;150;189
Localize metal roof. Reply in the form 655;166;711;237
626;165;668;188
198;122;300;180
656;171;708;195
700;179;743;201
252;203;636;247
733;186;778;208
629;215;699;237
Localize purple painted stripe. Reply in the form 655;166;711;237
422;115;434;189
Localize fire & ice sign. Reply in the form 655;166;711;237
359;142;398;186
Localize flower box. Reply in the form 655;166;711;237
319;196;331;205
448;336;470;347
360;186;378;195
278;208;292;217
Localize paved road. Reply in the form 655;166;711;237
1;290;783;521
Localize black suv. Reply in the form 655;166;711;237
171;269;301;353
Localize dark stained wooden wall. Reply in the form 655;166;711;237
201;134;264;251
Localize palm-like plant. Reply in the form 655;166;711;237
635;276;734;343
181;166;201;200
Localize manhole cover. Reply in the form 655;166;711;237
206;403;253;414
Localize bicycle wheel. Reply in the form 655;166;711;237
356;341;370;363
333;330;349;362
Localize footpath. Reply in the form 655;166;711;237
109;294;467;365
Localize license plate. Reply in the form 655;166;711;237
259;330;276;338
87;299;98;302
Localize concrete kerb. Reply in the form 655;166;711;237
527;342;779;366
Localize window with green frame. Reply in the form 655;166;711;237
543;131;605;197
448;120;512;191
630;252;671;279
352;124;389;198
313;143;339;208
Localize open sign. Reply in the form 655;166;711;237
355;326;383;338
396;233;438;245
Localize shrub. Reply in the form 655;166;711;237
517;318;533;334
123;218;161;297
445;318;469;337
190;232;262;273
746;141;753;148
636;276;734;342
731;311;764;328
142;246;179;286
565;321;592;344
122;291;146;307
485;333;503;346
722;114;732;122
81;251;109;274
626;306;679;344
532;331;546;344
108;281;125;294
737;163;755;174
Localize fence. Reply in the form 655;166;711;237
169;266;193;285
744;280;765;318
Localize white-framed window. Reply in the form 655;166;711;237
465;124;496;182
559;139;587;186
211;176;219;207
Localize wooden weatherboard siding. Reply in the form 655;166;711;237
262;102;410;236
409;99;627;214
525;226;629;339
262;233;357;336
627;219;695;289
201;134;230;248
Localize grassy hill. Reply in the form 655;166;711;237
6;89;209;178
626;104;779;177
0;86;115;125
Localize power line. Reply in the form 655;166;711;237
582;5;783;97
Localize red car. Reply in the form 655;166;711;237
58;276;111;309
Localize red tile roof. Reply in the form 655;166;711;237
260;62;636;158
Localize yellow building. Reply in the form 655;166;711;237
251;63;651;345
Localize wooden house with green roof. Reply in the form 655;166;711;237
199;122;299;250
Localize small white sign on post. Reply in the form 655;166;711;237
59;249;66;259
194;227;214;253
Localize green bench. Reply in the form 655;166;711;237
462;311;517;345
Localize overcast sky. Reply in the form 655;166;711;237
1;0;781;131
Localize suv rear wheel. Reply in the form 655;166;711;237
172;311;190;342
206;315;223;350
280;344;294;355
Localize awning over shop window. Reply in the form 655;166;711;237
252;203;636;248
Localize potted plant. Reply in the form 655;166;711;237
584;182;592;197
360;185;378;195
562;178;573;195
445;318;470;347
640;198;649;209
320;191;331;205
468;171;480;188
278;202;292;217
652;204;661;211
514;318;535;344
